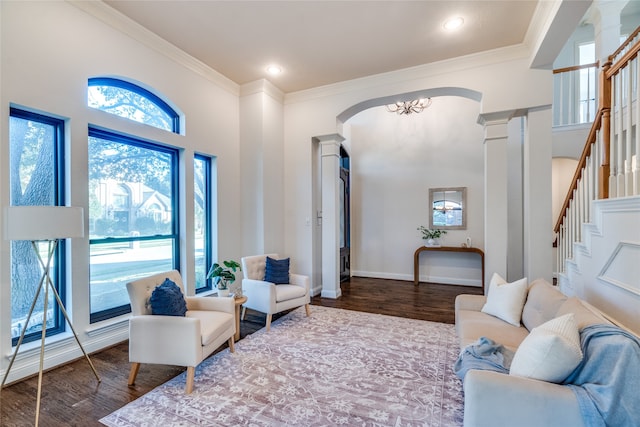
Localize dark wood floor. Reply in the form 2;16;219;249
0;277;482;427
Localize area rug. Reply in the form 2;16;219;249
100;306;464;426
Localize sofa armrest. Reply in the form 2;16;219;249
463;370;584;427
129;315;201;366
242;278;277;313
290;273;310;293
455;294;487;313
185;295;234;314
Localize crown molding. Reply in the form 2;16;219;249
284;43;531;105
240;79;284;104
67;0;239;96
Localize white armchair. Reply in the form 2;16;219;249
126;270;235;394
241;254;310;331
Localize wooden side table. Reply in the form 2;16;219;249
233;295;248;341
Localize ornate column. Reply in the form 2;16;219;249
319;134;344;298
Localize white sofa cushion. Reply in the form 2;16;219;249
556;297;609;330
481;273;529;326
510;313;583;383
187;310;235;346
275;284;307;302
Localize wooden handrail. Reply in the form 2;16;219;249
609;26;640;61
553;111;602;233
553;62;599;74
606;38;640;78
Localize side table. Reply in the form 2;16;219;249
233;295;248;341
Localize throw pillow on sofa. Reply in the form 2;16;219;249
149;278;187;316
510;313;583;383
481;273;529;326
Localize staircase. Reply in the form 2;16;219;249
555;28;640;335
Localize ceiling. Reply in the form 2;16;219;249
104;1;543;94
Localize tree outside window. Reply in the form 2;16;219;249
9;108;65;344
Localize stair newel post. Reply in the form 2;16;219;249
599;60;612;200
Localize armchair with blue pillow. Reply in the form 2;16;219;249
241;253;310;331
126;270;236;394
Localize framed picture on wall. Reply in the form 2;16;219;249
429;187;466;230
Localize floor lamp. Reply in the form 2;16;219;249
2;206;101;426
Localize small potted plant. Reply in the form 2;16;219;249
417;226;447;247
207;260;241;297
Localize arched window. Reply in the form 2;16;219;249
87;77;181;323
88;77;180;133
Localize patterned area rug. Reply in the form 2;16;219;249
100;306;464;426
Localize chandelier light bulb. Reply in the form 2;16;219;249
385;98;432;115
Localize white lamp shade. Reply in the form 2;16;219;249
4;206;85;241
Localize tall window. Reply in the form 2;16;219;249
194;155;212;293
87;77;181;322
578;42;597;123
9;107;66;345
88;129;179;322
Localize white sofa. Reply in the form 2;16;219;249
454;278;612;427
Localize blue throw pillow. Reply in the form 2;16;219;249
149;278;187;316
264;256;290;284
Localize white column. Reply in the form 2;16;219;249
481;118;509;290
319;135;343;299
239;80;285;256
523;107;553;282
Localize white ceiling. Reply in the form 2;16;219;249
103;1;545;93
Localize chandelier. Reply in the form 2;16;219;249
385;98;432;115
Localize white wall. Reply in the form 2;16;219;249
0;1;241;383
552;158;580;222
346;97;484;285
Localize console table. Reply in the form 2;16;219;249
413;246;485;291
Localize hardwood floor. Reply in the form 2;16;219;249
0;277;482;427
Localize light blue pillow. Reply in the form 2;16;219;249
264;257;290;284
149;278;187;316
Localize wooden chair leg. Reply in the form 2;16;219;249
266;314;272;331
128;362;140;386
241;306;247;320
185;366;195;394
305;304;311;317
228;336;235;353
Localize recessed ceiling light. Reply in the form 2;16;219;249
266;65;282;75
443;17;464;31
